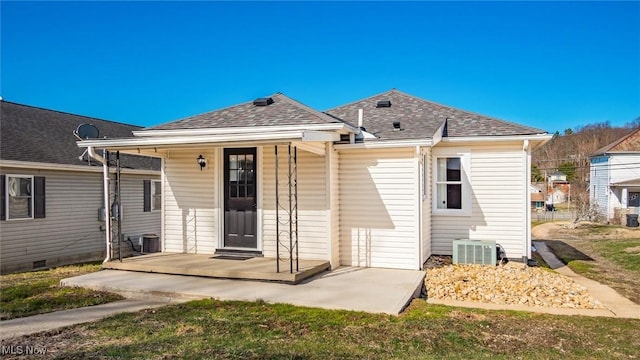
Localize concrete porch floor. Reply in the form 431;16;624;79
102;253;330;284
62;267;427;315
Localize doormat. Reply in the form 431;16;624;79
210;255;251;261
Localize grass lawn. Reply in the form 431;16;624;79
537;223;640;304
0;263;123;320
2;299;638;359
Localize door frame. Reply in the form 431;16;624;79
217;146;263;252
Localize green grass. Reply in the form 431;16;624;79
591;239;640;272
7;299;638;359
0;263;123;320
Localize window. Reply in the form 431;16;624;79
436;158;462;209
1;175;45;220
8;176;32;219
432;149;471;215
152;180;162;211
143;179;161;212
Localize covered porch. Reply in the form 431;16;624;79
102;253;331;284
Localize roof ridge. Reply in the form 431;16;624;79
323;88;397;112
1;100;144;129
325;89;545;134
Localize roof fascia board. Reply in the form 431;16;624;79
0;160;159;175
133;123;357;137
334;139;433;149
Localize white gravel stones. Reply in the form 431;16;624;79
426;263;604;309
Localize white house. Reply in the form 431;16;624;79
0;101;161;273
590;128;640;223
77;90;551;271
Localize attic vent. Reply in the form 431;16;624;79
253;97;274;106
393;121;402;131
376;100;392;108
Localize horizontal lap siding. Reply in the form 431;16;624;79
0;167;159;273
432;144;527;259
119;175;161;240
163;150;217;254
339;148;418;270
262;146;328;260
590;156;610;217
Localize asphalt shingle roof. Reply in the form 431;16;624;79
147;93;349;130
1;101;159;170
325;89;546;140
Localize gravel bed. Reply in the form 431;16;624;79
425;257;604;309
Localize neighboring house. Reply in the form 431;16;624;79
546;171;569;205
530;185;545;210
77;90;551;270
590;128;640;223
0;101;161;273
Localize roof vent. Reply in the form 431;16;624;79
253;97;274;106
393;121;402;131
376;100;392;108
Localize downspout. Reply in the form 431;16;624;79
88;147;111;263
417;146;423;270
523;140;530;264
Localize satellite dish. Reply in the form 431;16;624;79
74;123;100;140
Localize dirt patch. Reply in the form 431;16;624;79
624;246;640;254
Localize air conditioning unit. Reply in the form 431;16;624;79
452;239;497;266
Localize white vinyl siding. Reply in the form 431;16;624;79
262;145;329;260
338;148;419;270
0;167;160;274
431;143;528;260
163;149;218;254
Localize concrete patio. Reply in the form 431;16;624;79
102;253;330;284
62;266;427;315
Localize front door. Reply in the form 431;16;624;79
224;148;257;249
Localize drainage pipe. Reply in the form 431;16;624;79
88;147;111;263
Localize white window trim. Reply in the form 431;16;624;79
151;179;162;212
432;148;472;216
6;174;34;221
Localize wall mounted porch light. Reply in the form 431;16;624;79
197;154;206;171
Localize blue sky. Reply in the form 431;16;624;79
1;1;639;133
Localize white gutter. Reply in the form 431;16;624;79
78;130;331;150
87;147;111;263
0;160;158;176
334;138;433;149
133;123;357;137
440;133;552;143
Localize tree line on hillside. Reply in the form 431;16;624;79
531;117;639;223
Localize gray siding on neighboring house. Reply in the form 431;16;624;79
0;167;160;273
590;156;610;218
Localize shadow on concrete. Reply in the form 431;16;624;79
543;240;594;264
